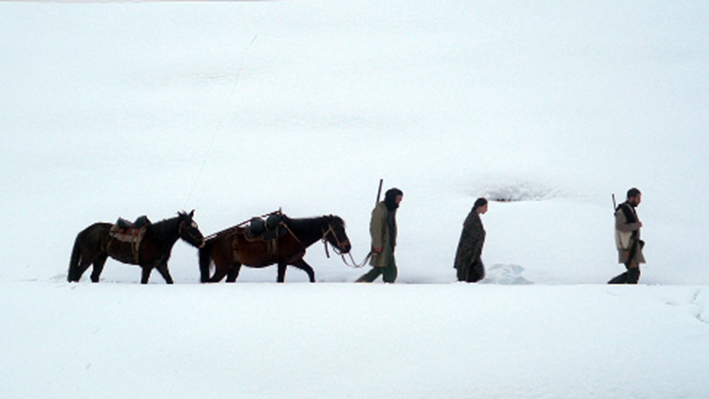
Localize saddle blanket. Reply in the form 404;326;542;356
108;223;148;264
109;224;147;244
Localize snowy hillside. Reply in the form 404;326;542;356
1;1;708;398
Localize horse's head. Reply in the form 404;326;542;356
322;215;351;254
178;210;205;248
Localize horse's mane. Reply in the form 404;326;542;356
283;215;344;231
147;213;184;242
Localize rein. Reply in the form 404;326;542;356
341;251;372;269
320;223;347;256
320;222;370;268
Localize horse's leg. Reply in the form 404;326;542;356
70;257;88;282
208;264;229;283
277;262;288;283
90;253;108;283
292;259;316;283
68;239;84;282
72;261;88;282
71;243;100;282
155;263;174;284
74;256;96;282
226;262;242;283
140;266;154;284
205;246;234;283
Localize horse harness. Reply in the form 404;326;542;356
106;217;199;264
320;222;348;257
230;211;350;265
108;223;147;264
232;211;302;263
178;219;204;248
319;219;370;268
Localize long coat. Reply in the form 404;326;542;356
615;202;645;264
369;202;397;267
454;209;486;282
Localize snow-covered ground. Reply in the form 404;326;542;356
3;282;709;399
1;1;708;398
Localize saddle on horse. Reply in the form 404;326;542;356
108;216;151;264
245;211;287;242
236;210;297;264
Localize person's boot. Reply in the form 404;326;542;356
626;267;640;284
608;272;628;284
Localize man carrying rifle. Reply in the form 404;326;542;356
355;188;403;283
609;188;645;284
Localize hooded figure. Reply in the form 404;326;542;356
454;198;488;283
355;188;403;283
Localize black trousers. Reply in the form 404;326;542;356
608;260;640;284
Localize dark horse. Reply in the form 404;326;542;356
199;214;351;283
68;210;205;284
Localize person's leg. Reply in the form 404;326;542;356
609;259;640;284
456;265;467;281
382;262;397;283
608;272;628;284
467;260;485;283
381;248;397;283
626;259;640;284
355;267;382;283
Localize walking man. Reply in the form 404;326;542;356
454;198;488;283
609;188;645;284
355;188;403;283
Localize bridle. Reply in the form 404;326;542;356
321;221;350;257
320;219;370;268
179;220;205;248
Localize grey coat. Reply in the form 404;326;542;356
369;202;397;267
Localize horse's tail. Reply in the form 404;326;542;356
68;234;82;282
198;238;214;283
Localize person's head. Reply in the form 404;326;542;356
384;188;404;210
474;197;488;215
627;188;642;206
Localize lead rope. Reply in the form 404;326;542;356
321;238;370;268
343;251;371;268
184;35;259;209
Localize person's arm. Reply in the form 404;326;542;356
370;203;386;252
616;205;641;232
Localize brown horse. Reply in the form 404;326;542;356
68;210;205;284
199;214;351;283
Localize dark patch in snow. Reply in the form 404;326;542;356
468;178;560;202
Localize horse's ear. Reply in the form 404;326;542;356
189;210;195;218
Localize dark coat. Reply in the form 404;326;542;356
454;209;486;282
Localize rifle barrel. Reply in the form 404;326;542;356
376;179;383;204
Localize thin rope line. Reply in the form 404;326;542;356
184;34;258;209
